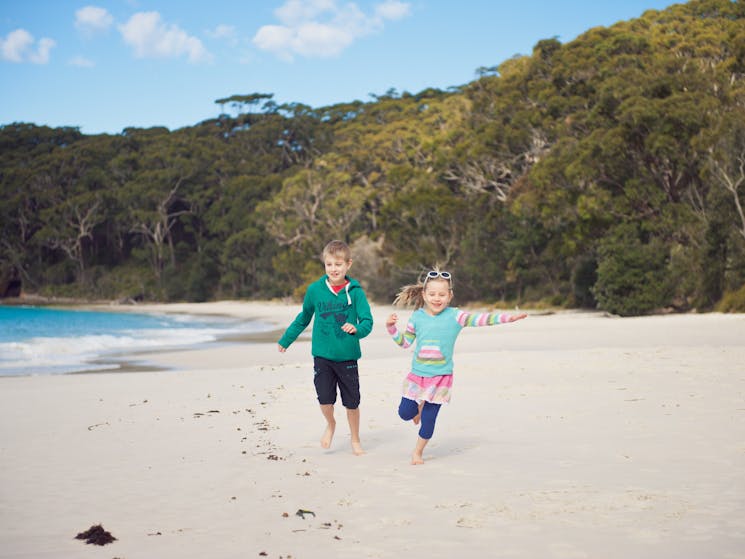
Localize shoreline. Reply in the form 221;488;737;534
4;292;732;317
1;301;744;558
0;300;288;377
79;328;289;377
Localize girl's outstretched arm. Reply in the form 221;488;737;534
456;310;527;327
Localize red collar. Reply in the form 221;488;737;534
330;280;349;293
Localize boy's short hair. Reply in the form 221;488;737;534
322;240;352;262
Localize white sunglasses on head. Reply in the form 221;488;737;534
425;270;451;282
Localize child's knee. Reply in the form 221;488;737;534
398;398;418;420
340;389;360;409
417;426;434;439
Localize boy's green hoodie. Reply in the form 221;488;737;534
278;275;373;361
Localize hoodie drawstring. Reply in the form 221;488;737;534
325;279;352;305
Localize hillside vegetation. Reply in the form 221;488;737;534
2;0;744;314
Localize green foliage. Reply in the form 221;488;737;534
592;223;672;316
1;0;745;312
570;256;598;308
715;283;745;312
697;219;729;308
88;264;154;300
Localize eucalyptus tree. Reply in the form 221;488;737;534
117;128;198;284
0;124;86;287
461;0;745;311
707;115;745;243
27;134;117;287
257;155;367;253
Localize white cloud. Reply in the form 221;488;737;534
253;20;353;61
207;24;237;41
206;24;240;48
0;29;55;64
28;38;55;64
75;6;114;35
375;0;411;21
253;0;411;61
252;25;295;61
69;55;95;67
118;11;212;63
275;0;337;26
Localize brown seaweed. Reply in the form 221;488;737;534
74;524;116;545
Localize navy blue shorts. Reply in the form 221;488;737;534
313;356;360;409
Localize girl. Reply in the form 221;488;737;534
386;269;527;465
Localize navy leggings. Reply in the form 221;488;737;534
398;397;441;440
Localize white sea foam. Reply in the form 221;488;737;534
0;320;271;376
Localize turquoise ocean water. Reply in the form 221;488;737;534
0;305;273;376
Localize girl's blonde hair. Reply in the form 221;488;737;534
392;267;452;310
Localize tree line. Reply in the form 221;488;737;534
1;0;744;315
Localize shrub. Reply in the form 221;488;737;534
571;255;598;308
715;283;745;313
592;223;671;316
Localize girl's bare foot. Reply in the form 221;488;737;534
351;440;365;455
321;421;336;449
411;436;428;464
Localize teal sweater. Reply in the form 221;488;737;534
278;275;373;361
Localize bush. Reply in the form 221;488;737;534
715;283;745;313
592;223;671;316
571;256;597;308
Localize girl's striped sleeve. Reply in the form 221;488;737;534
387;321;416;348
456;310;512;327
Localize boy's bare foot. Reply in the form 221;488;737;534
321;422;336;449
351;440;365;456
411;452;424;465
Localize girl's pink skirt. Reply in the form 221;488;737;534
402;372;453;404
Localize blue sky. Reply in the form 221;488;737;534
1;0;680;135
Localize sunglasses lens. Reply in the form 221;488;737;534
427;271;439;278
440;272;451;279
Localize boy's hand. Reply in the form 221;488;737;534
508;313;528;322
386;313;398;328
341;322;357;335
277;344;287;353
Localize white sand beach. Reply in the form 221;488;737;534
1;301;744;558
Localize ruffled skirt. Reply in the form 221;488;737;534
402;372;453;404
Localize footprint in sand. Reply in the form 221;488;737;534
455;516;483;528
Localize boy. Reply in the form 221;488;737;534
277;240;373;455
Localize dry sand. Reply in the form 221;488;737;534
1;301;744;559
